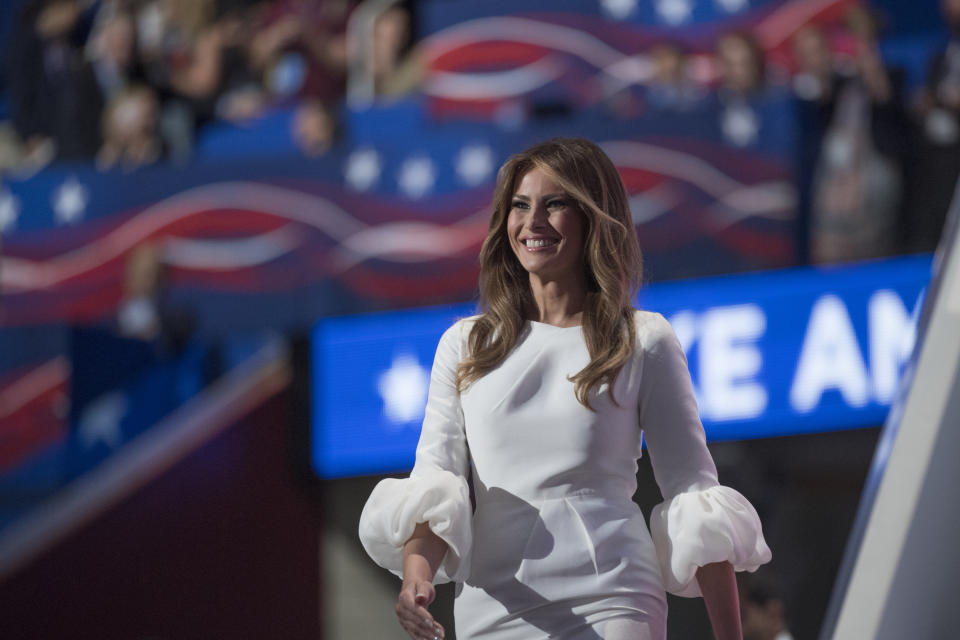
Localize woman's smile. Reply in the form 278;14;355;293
520;236;561;251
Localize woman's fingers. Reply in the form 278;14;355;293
398;605;442;637
397;610;444;640
401;618;444;640
397;581;445;639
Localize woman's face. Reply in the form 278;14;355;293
506;167;587;283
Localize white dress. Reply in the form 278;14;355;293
359;310;771;639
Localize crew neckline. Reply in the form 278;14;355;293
528;319;583;330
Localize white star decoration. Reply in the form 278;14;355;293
715;0;748;12
722;104;760;147
53;176;89;225
600;0;638;20
78;391;128;449
397;155;437;199
377;351;430;426
0;189;21;233
656;0;692;24
456;144;494;187
345;148;382;192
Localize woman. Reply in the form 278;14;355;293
359;138;771;639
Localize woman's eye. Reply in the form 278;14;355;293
511;201;528;210
547;199;566;209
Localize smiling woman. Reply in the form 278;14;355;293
358;137;771;640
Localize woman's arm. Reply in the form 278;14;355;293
397;522;448;639
697;561;742;640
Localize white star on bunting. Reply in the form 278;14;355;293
397;155;436;199
53;176;89;225
78;391;128;450
716;0;748;13
656;0;693;25
722;104;760;147
345;148;382;192
600;0;638;20
0;189;21;233
456;144;494;187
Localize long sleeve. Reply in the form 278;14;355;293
358;318;473;583
638;312;771;597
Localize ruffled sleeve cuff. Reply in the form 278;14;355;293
358;468;472;584
650;484;772;597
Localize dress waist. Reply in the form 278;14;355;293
473;483;638;515
466;482;662;602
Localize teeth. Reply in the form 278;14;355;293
525;238;558;247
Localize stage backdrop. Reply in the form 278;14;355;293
311;254;930;478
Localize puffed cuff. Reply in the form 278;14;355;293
358;468;472;584
650;484;772;597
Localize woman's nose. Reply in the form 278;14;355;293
528;203;550;226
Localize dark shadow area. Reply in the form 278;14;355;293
0;387;323;640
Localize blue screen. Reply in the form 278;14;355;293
311;255;931;478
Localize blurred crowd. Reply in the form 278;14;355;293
630;0;960;260
0;0;420;170
1;0;958;262
788;1;960;261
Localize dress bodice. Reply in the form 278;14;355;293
461;321;643;506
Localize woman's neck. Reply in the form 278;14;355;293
526;274;588;327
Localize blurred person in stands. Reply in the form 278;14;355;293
96;84;163;171
291;99;338;156
5;0;103;166
0;122;29;172
903;0;960;253
712;31;772;148
791;24;840;263
643;41;705;113
370;3;423;99
248;0;355;105
806;7;908;264
87;5;145;101
133;0;226;159
740;575;793;640
117;241;196;356
212;2;272;124
791;25;837;105
118;242;168;342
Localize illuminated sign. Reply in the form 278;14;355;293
311;255;930;478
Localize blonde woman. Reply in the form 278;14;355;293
359;138;771;640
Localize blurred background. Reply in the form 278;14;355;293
0;0;955;638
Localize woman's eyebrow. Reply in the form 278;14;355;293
511;192;566;201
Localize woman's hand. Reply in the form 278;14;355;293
396;576;445;639
399;522;449;639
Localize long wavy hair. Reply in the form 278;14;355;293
455;137;644;410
